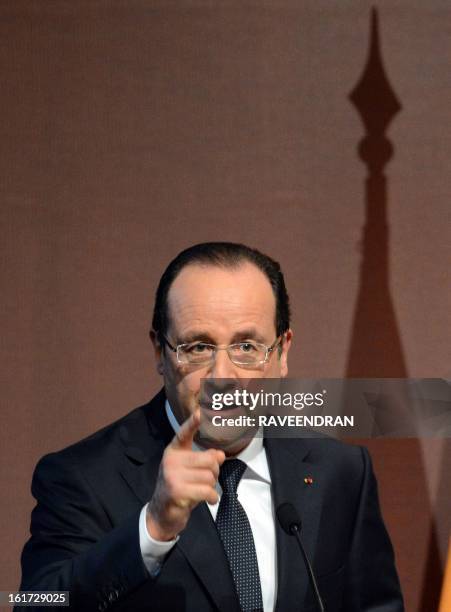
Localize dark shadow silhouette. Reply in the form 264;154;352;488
420;518;445;612
419;435;451;612
346;7;406;378
346;9;444;611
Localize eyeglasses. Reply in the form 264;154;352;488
162;336;282;367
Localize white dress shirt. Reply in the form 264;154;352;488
139;401;277;612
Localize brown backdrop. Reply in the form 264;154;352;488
1;2;450;610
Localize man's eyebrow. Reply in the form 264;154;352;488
178;331;216;344
177;329;268;344
230;329;267;343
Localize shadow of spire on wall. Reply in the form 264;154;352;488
346;10;443;611
346;7;406;378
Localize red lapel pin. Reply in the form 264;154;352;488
304;476;314;485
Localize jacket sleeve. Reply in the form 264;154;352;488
342;446;405;611
17;452;150;612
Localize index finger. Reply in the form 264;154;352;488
171;409;200;449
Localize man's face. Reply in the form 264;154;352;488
151;262;292;451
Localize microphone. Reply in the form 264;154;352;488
276;503;325;612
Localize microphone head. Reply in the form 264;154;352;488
276;502;302;535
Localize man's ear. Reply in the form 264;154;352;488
149;330;164;376
279;329;293;378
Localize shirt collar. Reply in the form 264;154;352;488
165;399;270;484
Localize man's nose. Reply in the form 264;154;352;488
203;349;243;401
208;347;238;380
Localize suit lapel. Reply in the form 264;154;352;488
265;437;324;612
118;389;171;505
177;504;241;612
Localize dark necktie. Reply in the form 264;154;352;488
215;459;264;612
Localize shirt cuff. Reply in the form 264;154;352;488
139;503;179;577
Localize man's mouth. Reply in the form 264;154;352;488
198;396;248;416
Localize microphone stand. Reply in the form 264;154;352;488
290;524;325;612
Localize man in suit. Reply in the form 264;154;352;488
18;242;404;611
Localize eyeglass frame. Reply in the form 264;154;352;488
161;334;283;367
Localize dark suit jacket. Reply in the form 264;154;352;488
18;389;404;611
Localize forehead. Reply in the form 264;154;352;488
166;262;276;338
